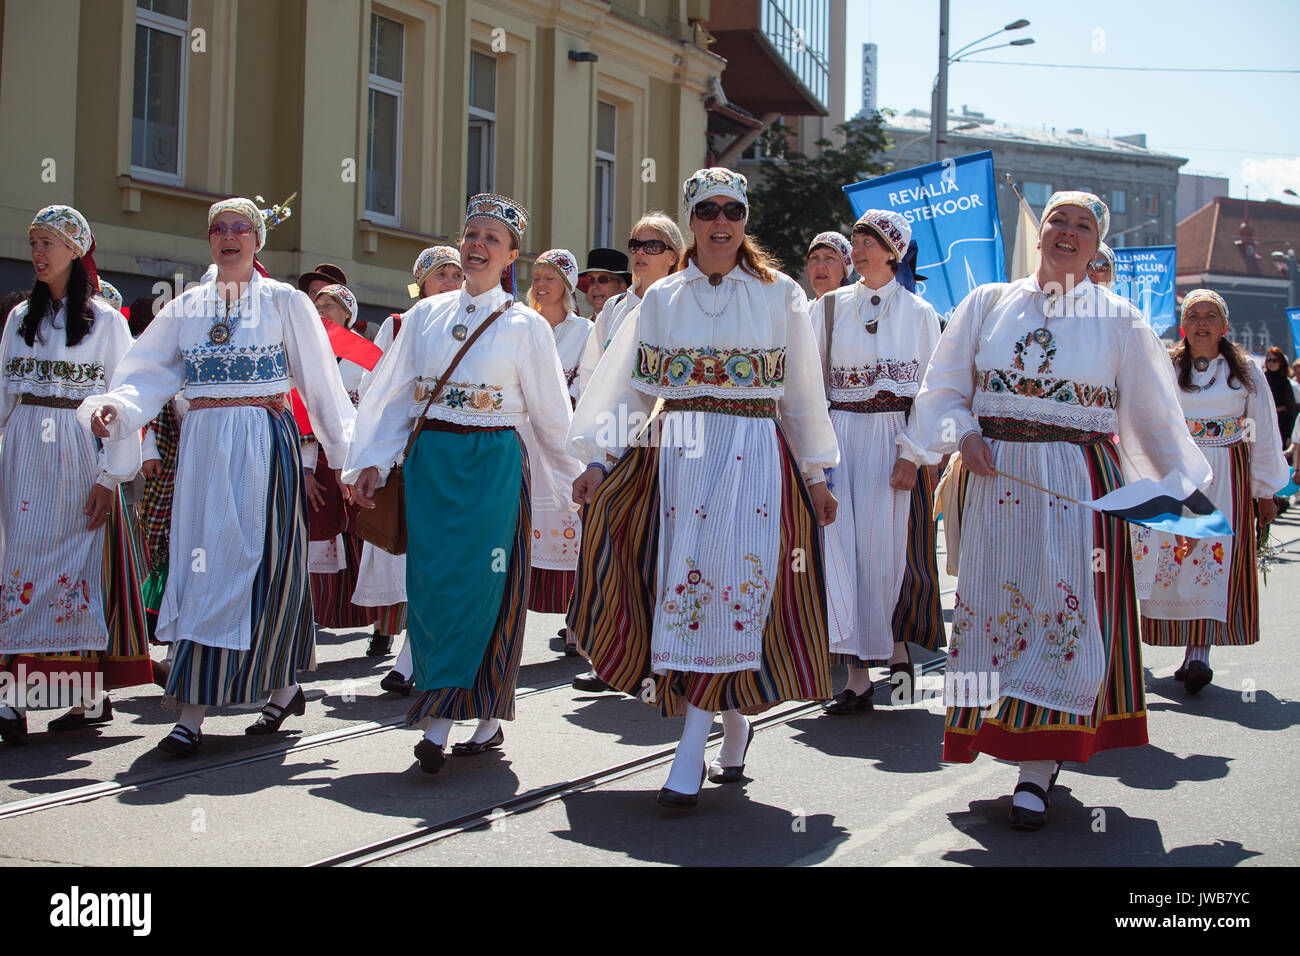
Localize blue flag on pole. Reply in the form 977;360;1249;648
1287;307;1300;357
1112;245;1178;335
843;150;1004;323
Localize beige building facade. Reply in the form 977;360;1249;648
0;0;733;319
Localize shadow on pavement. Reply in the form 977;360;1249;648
1068;744;1231;791
785;706;946;775
561;695;681;747
1146;679;1300;732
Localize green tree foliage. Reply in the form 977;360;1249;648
747;112;892;276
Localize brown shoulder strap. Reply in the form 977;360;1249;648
400;302;510;460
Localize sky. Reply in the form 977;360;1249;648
843;0;1300;203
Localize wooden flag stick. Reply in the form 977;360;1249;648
993;468;1087;507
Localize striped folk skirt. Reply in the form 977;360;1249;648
0;488;153;702
944;433;1146;763
568;423;832;718
374;602;407;637
309;531;378;629
1141;441;1256;647
892;464;945;653
406;426;532;724
529;568;575;614
164;406;315;707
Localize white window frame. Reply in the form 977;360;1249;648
130;1;190;187
593;100;617;249
1112;189;1127;215
365;13;404;226
467;51;497;199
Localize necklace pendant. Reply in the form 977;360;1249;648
452;323;468;341
1193;356;1210;372
708;273;723;287
865;320;879;335
1031;327;1053;348
208;322;233;346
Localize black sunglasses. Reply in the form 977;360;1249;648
628;238;669;255
693;201;746;222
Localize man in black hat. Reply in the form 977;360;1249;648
578;248;631;318
297;262;349;299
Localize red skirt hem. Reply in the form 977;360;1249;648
942;712;1148;764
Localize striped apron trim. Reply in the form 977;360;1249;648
406;434;532;723
943;436;1147;763
309;531;378;628
164;405;315;707
529;568;576;614
891;462;946;653
374;602;408;637
1142;440;1256;647
568;424;832;718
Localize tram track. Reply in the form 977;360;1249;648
308;657;951;868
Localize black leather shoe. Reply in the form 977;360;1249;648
822;684;874;715
1173;664;1188;682
157;724;201;757
1007;761;1062;831
0;713;28;745
1185;660;1213;694
367;634;393;657
658;763;706;809
452;726;504;755
414;738;446;775
380;670;414;696
245;686;306;735
563;639;581;658
889;661;916;704
48;697;114;732
708;721;754;784
572;671;612;693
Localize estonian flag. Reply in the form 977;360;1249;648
1081;470;1231;538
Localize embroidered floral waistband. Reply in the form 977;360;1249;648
980;416;1110;445
976;368;1117;409
18;394;81;409
662;396;776;418
415;379;505;412
6;356;105;387
829;359;919;391
830;394;913;414
1186;416;1244;447
183;343;288;386
188;394;286;411
634;342;785;390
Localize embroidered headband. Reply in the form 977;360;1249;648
29;204;93;257
413;246;461;288
853;209;911;261
683;167;748;214
1041;190;1110;242
534;248;580;293
315;283;357;324
465;193;528;243
97;279;123;311
1181;288;1229;328
208;197;267;251
808;231;852;275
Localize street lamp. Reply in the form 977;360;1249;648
931;10;1031;162
1109;218;1159;246
892;122;978;161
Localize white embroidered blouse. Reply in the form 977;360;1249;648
568;260;839;482
575;289;641;397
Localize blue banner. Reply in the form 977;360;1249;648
1112;245;1177;336
1288;308;1300;358
843;150;1004;323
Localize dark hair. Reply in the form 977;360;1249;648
127;296;159;338
851;224;900;273
1171;335;1254;393
19;257;95;348
0;291;27;326
679;234;779;283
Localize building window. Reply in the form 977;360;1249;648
1022;181;1052;211
1142;193;1159;217
593;101;617;249
1112;189;1126;215
365;13;403;223
468;51;497;198
131;0;189;184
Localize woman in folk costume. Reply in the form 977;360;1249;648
345;194;580;774
904;191;1211;829
524;250;592;655
96;279;124;315
0;205;150;744
575;212;685;399
81;198;355;756
363;246;464;696
301;283;378;644
813;210;943;715
569;168;839;809
1086;242;1115;289
1139;290;1287;693
805;230;852;301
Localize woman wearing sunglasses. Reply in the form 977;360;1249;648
81;198;356;756
569;167;838;809
0;205;150;744
805;231;852;301
904;191;1210;829
813;210;944;716
1086;242;1115;289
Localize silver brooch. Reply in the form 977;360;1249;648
208;322;233;346
452;324;468;341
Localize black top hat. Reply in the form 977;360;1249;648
579;248;631;281
297;262;349;293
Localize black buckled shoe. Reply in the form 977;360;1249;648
1185;660;1213;694
48;696;114;732
245;686;306;735
658;763;707;810
1173;664;1188;682
414;738;446;775
367;634;393;657
1007;762;1062;831
572;670;612;693
157;724;201;757
708;721;754;784
822;683;874;715
451;725;504;755
0;713;28;746
380;670;414;696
